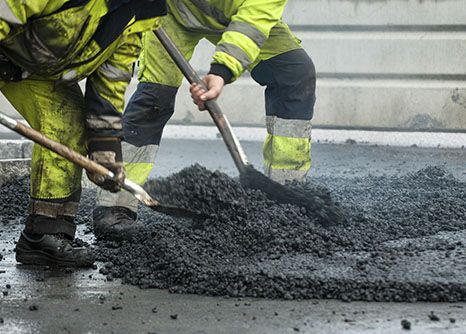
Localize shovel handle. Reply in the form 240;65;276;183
0;112;160;207
0;114;112;178
154;28;249;173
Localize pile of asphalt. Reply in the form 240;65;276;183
95;164;466;302
1;164;465;301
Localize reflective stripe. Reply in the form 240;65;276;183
266;116;312;138
0;0;21;24
28;199;79;218
96;143;159;212
60;70;79;82
98;63;132;81
264;168;308;184
226;21;266;48
86;115;122;130
190;0;229;26
122;142;158;163
216;43;251;69
171;0;213;31
123;142;158;184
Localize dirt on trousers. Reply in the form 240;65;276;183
1;164;466;302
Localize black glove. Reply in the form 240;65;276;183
87;137;124;193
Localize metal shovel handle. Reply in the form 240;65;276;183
154;28;249;173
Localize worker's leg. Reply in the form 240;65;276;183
251;22;316;183
93;14;204;241
0;79;93;266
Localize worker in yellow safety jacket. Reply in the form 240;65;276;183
94;0;316;241
0;0;166;266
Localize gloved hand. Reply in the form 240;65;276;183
86;137;124;193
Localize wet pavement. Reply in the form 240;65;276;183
1;139;466;333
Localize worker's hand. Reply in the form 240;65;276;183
86;138;125;193
189;74;225;111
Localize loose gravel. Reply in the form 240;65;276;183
1;164;465;302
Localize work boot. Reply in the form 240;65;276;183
93;206;141;242
16;231;95;267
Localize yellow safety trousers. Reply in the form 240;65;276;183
0;80;86;199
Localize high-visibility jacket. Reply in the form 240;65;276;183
166;0;289;82
0;0;166;138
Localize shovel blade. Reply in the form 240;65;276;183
239;165;345;227
149;203;211;220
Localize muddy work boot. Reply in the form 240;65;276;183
16;231;95;267
93;206;142;242
15;197;94;267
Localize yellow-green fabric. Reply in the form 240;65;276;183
165;0;297;81
263;134;311;172
139;0;301;85
122;143;159;186
0;0;160;127
0;80;86;199
0;0;162;199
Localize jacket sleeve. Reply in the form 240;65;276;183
84;33;142;139
210;0;287;83
0;0;68;41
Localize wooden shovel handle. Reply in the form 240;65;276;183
15;122;112;178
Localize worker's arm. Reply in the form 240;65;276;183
211;0;287;83
84;33;142;192
0;0;68;40
190;0;287;110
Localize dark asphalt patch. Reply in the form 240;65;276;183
401;319;411;330
1;164;465;302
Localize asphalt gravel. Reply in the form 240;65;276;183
1;163;465;302
98;164;466;302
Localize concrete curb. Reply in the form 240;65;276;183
0;140;33;159
1;126;465;160
0;125;466;160
163;126;466;149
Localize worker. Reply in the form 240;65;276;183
94;0;316;241
0;0;166;266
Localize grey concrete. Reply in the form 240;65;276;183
170;0;466;130
1;141;466;333
151;139;466;181
284;0;466;26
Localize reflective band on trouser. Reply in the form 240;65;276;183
263;134;311;184
28;199;79;218
266;116;312;138
226;21;266;48
86;115;122;131
216;43;251;69
263;116;312;184
0;0;21;24
95;142;158;213
98;63;132;81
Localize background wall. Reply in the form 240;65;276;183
1;0;465;131
172;0;466;131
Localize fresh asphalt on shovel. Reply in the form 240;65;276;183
154;28;344;227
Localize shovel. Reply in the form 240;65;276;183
0;111;207;220
154;28;344;226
